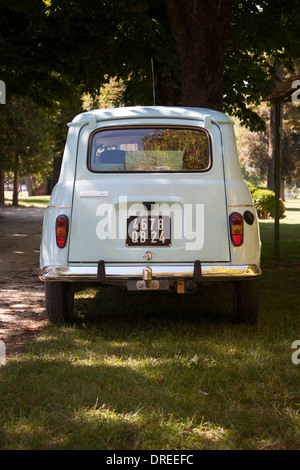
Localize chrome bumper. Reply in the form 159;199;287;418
39;264;261;282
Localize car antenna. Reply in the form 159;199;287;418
151;57;156;106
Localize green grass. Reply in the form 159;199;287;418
0;200;299;450
259;199;300;264
4;194;50;207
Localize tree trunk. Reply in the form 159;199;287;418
268;67;284;192
12;153;19;206
25;173;34;196
0;168;4;205
165;0;230;111
280;177;285;201
268;102;283;194
50;155;63;193
268;103;276;191
156;74;180;106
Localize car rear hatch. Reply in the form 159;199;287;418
68;120;230;264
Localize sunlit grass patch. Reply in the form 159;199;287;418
4;194;50;207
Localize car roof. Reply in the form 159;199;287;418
68;106;232;128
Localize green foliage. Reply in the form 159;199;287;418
0;97;51;176
82;76;125;110
0;0;299;194
237;103;300;187
225;0;300;130
0;92;83;194
246;181;257;195
251;187;286;219
1;1;299;128
45;93;83;187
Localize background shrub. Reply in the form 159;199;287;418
252;188;286;219
246;182;258;196
245;182;285;219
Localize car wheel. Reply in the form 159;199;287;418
45;281;74;324
233;278;259;324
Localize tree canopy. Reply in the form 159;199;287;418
237;103;300;187
1;0;300;129
0;0;300;204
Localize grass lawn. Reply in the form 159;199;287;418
4;193;50;207
0;200;299;450
259;198;300;264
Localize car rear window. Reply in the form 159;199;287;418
88;126;211;172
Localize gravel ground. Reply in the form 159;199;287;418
0;205;47;357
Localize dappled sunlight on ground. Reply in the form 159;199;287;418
0;205;47;356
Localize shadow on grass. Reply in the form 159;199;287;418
1;293;299;450
75;282;236;331
1;269;300;450
285;207;300;212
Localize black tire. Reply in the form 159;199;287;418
45;281;75;324
233;278;259;324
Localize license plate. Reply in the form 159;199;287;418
126;215;171;246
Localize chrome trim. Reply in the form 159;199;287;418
79;191;109;198
228;205;254;208
39;264;261;282
47;206;72;209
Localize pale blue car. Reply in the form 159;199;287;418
40;106;261;324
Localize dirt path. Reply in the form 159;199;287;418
0;205;47;357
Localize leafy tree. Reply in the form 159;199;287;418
1;0;299;129
82;76;125;110
46;93;83;192
1;0;300;200
237;103;300;190
224;0;300;130
0;97;51;204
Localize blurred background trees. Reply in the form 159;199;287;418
237;101;300;196
0;0;299;204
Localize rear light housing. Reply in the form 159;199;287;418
56;215;69;248
229;212;243;246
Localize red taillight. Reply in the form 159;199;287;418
229;212;243;246
56;215;69;248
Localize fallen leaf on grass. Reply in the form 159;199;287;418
187;354;199;366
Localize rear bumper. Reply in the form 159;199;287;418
39;263;261;282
